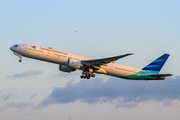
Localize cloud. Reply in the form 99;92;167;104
38;76;180;108
29;94;37;99
170;99;180;107
0;93;16;101
7;70;43;78
0;93;12;100
0;102;33;112
164;99;180;107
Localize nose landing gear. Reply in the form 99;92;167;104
13;52;22;63
19;58;22;62
18;56;22;62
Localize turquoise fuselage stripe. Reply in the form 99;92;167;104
122;70;159;80
140;70;159;74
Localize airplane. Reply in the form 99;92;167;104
10;44;173;80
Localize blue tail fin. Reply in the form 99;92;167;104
142;53;170;72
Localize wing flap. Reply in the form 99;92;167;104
81;53;133;67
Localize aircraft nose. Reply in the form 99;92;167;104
10;46;14;51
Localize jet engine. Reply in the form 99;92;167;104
68;58;82;69
59;64;76;73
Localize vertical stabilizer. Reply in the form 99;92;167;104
142;54;170;73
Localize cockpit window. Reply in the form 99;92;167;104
14;45;18;47
31;46;36;49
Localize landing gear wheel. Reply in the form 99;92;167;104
92;74;95;77
19;59;22;62
80;75;86;79
81;67;96;79
80;75;83;79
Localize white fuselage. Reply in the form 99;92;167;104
10;44;141;78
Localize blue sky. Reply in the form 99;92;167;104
1;0;180;120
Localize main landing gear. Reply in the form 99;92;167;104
80;73;96;79
80;67;96;79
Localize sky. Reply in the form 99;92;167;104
1;0;180;120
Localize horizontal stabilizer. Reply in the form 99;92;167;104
148;74;173;77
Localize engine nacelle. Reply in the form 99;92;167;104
59;64;75;73
68;58;82;69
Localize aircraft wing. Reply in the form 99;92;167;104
148;74;173;77
81;53;133;67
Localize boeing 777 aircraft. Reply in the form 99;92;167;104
10;44;173;80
